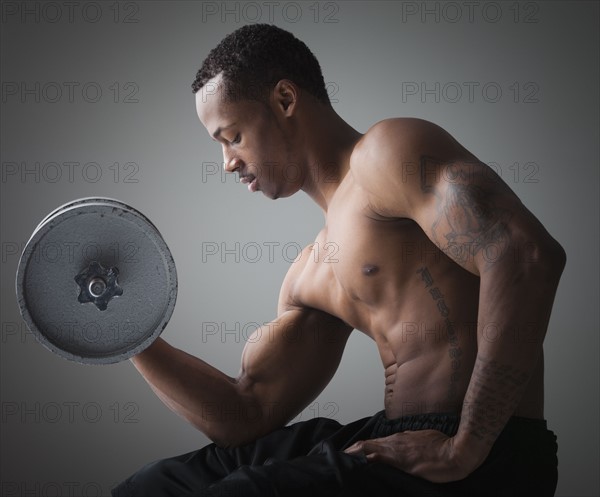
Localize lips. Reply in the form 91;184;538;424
240;174;258;192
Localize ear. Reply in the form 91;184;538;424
272;79;298;116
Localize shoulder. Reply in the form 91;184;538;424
276;240;318;314
275;234;352;332
351;118;466;175
359;117;449;143
349;118;475;216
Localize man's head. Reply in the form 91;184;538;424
191;24;330;105
193;24;332;200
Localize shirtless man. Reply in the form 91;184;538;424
112;24;565;496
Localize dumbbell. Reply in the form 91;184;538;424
15;197;178;364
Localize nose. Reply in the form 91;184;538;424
223;151;243;174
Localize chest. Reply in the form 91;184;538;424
297;178;439;327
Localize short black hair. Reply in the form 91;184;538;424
192;24;330;105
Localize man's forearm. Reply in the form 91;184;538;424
453;242;565;467
130;338;262;447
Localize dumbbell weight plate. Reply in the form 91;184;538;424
15;198;178;364
31;197;159;238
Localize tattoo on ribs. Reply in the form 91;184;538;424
417;266;462;404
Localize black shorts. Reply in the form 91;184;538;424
111;411;558;497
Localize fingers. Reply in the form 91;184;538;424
343;441;365;455
344;436;386;453
344;439;388;463
343;431;463;482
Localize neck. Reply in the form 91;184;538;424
297;104;362;211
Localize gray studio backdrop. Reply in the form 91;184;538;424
1;1;598;496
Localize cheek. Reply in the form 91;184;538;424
244;117;292;184
253;131;286;167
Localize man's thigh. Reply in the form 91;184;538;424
111;414;375;497
203;415;558;497
111;413;558;497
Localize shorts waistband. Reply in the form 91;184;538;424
371;411;550;439
373;411;461;437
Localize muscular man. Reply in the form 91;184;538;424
113;24;565;496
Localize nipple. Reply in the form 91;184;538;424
362;264;380;276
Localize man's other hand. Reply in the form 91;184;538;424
344;429;478;483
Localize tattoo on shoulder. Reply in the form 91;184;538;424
420;156;513;268
433;182;513;265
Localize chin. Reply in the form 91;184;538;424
267;191;295;200
262;187;283;200
262;182;300;200
261;189;279;200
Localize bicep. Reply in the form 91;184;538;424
237;308;352;426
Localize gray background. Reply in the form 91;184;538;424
1;1;598;496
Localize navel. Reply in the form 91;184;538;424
362;264;380;276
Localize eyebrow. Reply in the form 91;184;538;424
212;123;236;139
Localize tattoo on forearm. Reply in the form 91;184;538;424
420;156;514;269
462;355;530;446
416;266;462;405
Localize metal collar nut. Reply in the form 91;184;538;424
74;261;123;311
